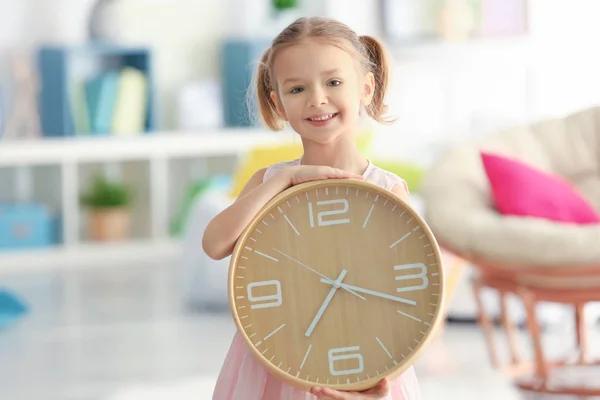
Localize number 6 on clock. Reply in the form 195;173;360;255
328;346;365;376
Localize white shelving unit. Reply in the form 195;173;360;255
0;129;296;274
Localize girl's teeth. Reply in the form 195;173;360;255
310;114;334;121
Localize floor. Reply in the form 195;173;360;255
0;259;597;400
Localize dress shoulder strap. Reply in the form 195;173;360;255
366;163;410;194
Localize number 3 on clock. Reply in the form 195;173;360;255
395;263;429;292
308;199;350;227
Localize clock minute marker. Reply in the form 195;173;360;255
389;232;411;248
283;214;300;236
397;310;422;322
375;336;393;359
299;344;312;371
254;250;279;262
362;203;375;229
264;324;286;341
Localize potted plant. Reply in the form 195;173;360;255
80;174;133;242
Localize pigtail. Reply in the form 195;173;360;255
254;48;285;131
359;35;395;124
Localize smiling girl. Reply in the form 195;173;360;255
204;16;418;400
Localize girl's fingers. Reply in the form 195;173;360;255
310;379;390;399
362;378;390;396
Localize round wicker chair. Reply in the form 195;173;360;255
420;106;600;396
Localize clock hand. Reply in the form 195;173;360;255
305;269;347;337
272;248;366;301
319;279;417;306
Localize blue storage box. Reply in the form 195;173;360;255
221;37;271;128
0;203;59;251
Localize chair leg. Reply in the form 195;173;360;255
521;289;548;383
500;290;522;365
575;303;587;364
472;278;501;368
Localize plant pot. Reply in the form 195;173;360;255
88;207;131;242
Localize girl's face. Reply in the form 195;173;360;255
271;39;374;144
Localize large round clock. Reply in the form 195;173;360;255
228;178;445;392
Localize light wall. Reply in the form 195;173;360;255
0;0;379;129
1;0;600;146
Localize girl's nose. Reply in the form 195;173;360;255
308;88;328;107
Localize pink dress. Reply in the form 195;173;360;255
213;159;421;400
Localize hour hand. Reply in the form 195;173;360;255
319;279;417;306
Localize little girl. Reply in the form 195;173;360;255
203;16;419;400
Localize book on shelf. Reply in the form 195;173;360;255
70;67;148;137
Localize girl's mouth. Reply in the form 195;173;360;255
306;113;338;126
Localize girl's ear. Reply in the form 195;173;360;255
270;91;288;121
361;72;375;107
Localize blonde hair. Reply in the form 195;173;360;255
253;16;393;131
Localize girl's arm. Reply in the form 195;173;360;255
202;165;366;260
202;167;293;260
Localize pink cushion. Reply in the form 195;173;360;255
481;152;600;225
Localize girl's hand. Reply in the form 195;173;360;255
284;165;365;186
310;378;390;400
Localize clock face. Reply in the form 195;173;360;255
229;179;444;391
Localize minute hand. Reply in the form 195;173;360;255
319;280;416;306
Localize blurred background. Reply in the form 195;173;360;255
1;0;600;399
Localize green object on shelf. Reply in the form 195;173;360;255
171;175;233;237
272;0;297;10
80;174;133;209
171;179;213;237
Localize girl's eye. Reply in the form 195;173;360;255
290;87;304;94
328;79;342;87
